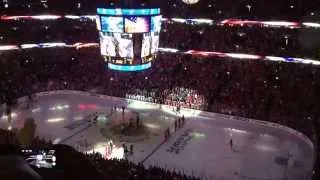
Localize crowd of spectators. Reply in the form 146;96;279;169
0;2;320;178
160;0;320;21
160;22;320;59
0;19;97;44
1;47;320;136
87;153;200;180
1;19;319;59
1;0;320;21
0;46;319;179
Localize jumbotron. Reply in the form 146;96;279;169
96;4;161;71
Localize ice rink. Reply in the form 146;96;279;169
0;91;315;180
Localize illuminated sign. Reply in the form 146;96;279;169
108;62;151;71
97;8;160;16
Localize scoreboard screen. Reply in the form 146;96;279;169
114;33;134;58
97;8;161;71
141;33;151;57
151;15;162;32
151;32;160;54
100;32;133;58
100;32;116;56
100;16;124;33
124;17;150;33
97;9;161;34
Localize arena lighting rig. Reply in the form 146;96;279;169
96;7;162;71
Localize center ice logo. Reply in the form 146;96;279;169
166;129;193;154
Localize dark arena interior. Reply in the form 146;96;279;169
0;0;320;180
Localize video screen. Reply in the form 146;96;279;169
99;32;133;58
151;15;162;32
151;32;160;54
100;16;124;33
141;33;151;57
21;149;56;168
113;33;134;58
124;17;150;33
100;32;116;57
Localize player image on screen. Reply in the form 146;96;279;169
151;15;162;32
125;17;150;33
99;32;116;56
151;32;159;54
100;16;124;33
141;33;151;57
113;33;133;58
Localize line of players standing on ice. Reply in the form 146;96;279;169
110;105;139;159
100;104;188;158
164;115;186;141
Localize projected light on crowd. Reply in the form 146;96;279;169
108;62;152;71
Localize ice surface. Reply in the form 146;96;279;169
0;91;314;180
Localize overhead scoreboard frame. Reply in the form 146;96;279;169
96;8;162;71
